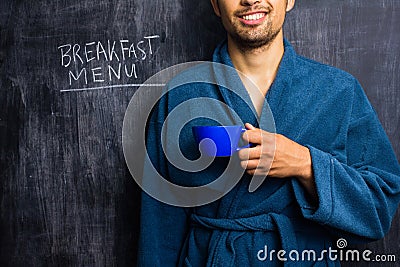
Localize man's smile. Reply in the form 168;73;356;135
237;11;268;25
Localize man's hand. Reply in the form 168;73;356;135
238;123;317;200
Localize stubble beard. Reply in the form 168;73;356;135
229;19;282;53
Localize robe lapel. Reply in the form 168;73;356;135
208;39;297;218
263;39;295;131
212;39;296;132
212;41;259;128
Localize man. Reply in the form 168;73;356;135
137;0;400;266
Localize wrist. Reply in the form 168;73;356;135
297;146;313;182
296;146;317;203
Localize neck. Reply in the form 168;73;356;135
226;31;285;116
227;30;285;79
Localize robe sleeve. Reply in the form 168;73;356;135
292;79;400;243
137;97;190;266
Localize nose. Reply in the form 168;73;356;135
241;0;261;6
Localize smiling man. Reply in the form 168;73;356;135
137;0;400;266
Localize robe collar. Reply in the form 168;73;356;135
212;38;296;131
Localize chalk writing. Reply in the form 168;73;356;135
57;35;160;88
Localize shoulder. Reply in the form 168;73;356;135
295;54;357;89
155;63;223;113
292;53;359;98
294;54;374;119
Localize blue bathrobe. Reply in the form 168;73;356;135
137;39;400;266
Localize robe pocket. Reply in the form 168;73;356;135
184;257;193;267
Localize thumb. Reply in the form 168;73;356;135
245;123;257;130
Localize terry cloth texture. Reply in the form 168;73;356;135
137;39;400;267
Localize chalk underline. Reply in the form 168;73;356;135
60;83;166;92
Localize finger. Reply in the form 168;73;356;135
247;160;261;170
245;123;257;130
246;168;269;177
246;169;255;176
242;128;274;144
246;169;268;177
240;160;259;170
237;146;261;160
240;159;260;170
242;129;262;143
243;123;262;143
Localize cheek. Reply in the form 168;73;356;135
218;4;237;28
270;10;286;28
278;4;289;21
220;14;235;31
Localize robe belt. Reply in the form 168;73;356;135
190;212;299;267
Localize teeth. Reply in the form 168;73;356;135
243;13;265;21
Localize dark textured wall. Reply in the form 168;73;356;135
0;0;398;266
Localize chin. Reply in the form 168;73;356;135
232;33;276;50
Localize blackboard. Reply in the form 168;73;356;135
0;0;399;266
